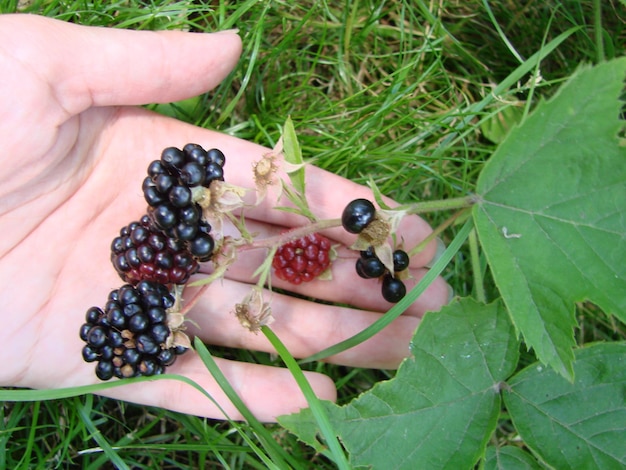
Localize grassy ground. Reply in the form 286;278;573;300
1;0;624;468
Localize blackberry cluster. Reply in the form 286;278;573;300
143;144;226;262
272;233;332;284
111;215;199;285
356;247;409;303
80;281;187;380
82;144;226;381
341;198;409;303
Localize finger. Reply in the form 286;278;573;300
99;354;336;422
184;278;421;369
0;14;242;113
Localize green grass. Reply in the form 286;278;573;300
2;0;624;467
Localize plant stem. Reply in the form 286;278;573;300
469;227;486;303
593;0;605;63
239;218;343;250
402;195;478;215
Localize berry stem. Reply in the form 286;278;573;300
240;218;343;251
402;195;478;215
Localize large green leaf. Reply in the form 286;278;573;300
473;58;626;379
279;299;519;469
483;446;542;470
504;342;626;468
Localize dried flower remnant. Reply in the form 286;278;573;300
234;288;274;333
195;180;249;235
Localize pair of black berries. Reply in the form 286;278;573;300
341;198;409;303
82;144;226;381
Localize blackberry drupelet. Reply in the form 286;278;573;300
79;281;188;380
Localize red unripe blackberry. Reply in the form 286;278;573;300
79;281;188;381
111;216;199;285
272;233;332;284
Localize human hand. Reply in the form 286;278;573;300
0;14;450;422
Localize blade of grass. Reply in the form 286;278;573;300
261;326;351;470
300;218;473;364
193;338;303;470
16;400;39;469
428;26;581;159
78;395;130;470
482;0;525;64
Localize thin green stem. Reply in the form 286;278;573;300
240;218;342;250
593;0;605;63
469;228;486;303
401;195;478;215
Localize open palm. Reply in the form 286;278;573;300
0;15;449;422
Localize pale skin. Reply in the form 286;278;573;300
0;15;450;422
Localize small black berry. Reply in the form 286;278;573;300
341;199;376;234
87;326;108;348
82;345;99;362
95;361;114;381
150;204;177;229
355;257;386;279
180;161;206;187
161;146;185;170
189;233;214;262
207;148;226;167
392;249;410;273
381;274;406;303
128;312;149;333
168;185;192;208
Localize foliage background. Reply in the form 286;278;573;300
1;0;624;468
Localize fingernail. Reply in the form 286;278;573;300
425;237;446;269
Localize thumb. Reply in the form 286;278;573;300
0;14;242;113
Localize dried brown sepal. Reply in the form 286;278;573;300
165;330;192;350
350;215;391;251
196;180;249;235
374;242;395;274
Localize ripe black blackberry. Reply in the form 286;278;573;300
143;144;226;261
79;281;188;380
111;215;200;285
